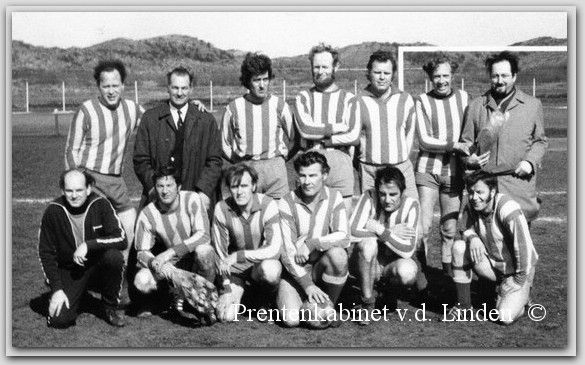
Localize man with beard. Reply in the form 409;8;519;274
221;53;295;200
446;171;538;325
460;51;547;224
294;43;360;215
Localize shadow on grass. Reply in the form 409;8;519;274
29;290;111;326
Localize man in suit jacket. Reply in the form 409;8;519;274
133;66;223;213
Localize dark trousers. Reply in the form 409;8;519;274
48;249;124;328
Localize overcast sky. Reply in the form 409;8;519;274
11;9;567;58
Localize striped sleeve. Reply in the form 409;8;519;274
134;207;157;268
378;198;420;259
461;204;480;242
499;199;538;286
403;94;417;156
279;100;295;144
416;96;455;153
174;193;211;258
64;107;88;169
211;202;232;291
221;104;235;162
350;191;378;238
306;190;350;251
278;195;313;290
328;93;360;146
293;91;334;139
240;199;282;262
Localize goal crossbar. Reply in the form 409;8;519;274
398;45;568;91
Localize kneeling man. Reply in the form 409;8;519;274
277;151;350;328
350;166;420;325
448;171;538;325
38;169;128;328
212;163;283;322
133;165;216;321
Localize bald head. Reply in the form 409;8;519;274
59;169;93;208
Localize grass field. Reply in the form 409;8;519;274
9;109;570;350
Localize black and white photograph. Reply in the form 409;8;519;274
6;3;576;356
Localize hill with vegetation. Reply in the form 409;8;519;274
11;35;567;87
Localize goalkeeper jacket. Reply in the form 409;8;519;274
38;193;127;293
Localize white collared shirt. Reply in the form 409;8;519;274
169;103;189;129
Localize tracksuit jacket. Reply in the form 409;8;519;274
38;193;127;293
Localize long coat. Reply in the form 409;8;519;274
133;103;223;205
460;88;548;222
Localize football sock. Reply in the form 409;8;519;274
454;282;472;309
321;272;348;304
442;262;453;277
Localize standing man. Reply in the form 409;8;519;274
277;151;350;328
133;165;216;322
447;171;538;325
38;169;128;328
134;66;223;213
354;50;418;200
221;52;295;199
349;166;420;325
415;54;471;278
212;163;282;322
460;51;547;223
294;43;360;214
64;60;142;291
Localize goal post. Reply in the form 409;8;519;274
397;45;568;92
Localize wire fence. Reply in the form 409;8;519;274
11;74;567;115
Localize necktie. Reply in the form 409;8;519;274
177;109;184;130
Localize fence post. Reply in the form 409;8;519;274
210;80;213;112
62;81;66;112
54;109;60;136
134;80;138;104
354;80;357;95
25;81;29;113
424;79;428;93
533;78;536;97
461;78;465;91
283;79;286;100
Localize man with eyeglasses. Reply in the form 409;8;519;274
460;51;547;225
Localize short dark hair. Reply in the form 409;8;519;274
463;170;498;191
374;166;406;193
239;53;275;89
309;43;340;67
167;66;194;86
93;60;127;85
422;53;459;79
366;50;397;74
59;168;94;190
224;163;259;189
293;151;330;174
152;165;182;187
485;51;520;76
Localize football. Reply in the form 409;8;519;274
299;299;337;329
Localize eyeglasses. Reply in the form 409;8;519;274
490;74;513;80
